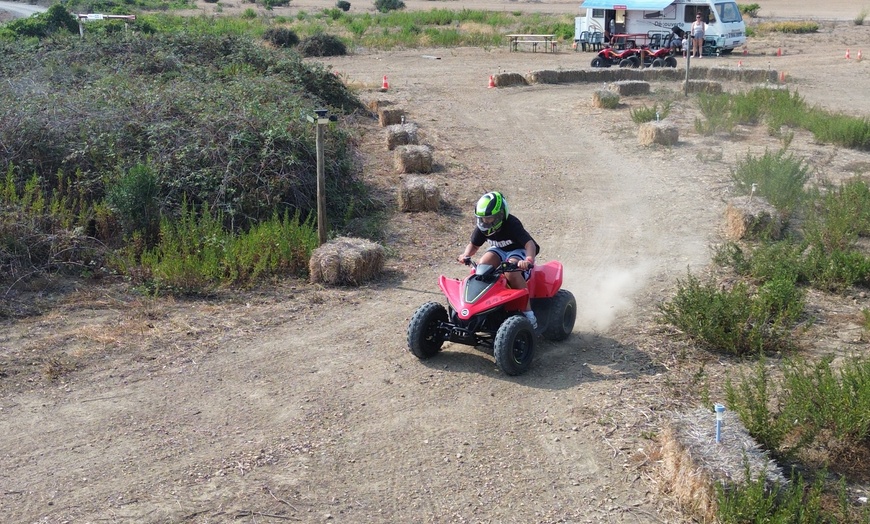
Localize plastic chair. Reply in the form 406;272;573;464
648;33;662;50
577;31;590;52
590;31;604;51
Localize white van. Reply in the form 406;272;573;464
575;0;746;54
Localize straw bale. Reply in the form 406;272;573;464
592;89;620;109
394;144;433;174
398;176;440;212
386;123;419;150
725;196;783;240
308;236;385;285
608;80;650;96
638;121;679;146
683;79;722;94
493;72;527;87
378;108;404;127
526;69;559;84
659;408;787;522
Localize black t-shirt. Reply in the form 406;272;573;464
470;215;540;255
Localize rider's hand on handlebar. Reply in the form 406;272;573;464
517;256;535;270
458;255;472;265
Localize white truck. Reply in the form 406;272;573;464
575;0;746;54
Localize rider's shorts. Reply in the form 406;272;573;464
486;247;531;281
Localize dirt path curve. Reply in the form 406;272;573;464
5;12;868;521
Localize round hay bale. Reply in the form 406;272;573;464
394;144;433;174
638;121;679;146
398;175;440;212
493;72;527;87
592;89;620;109
608;80;651;96
308;236;385;286
378;108;404;127
725;196;783;240
386;123;419;150
658;408;787;522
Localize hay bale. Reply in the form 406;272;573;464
378;108;404;127
592;89;620;109
659;408;787;522
386;123;419;150
638;121;679;146
683;79;723;94
398;176;440;212
526;69;560;84
725;196;783;240
493;72;527;87
308;236;385;285
608;80;651;96
394;144;433;174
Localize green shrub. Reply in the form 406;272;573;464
263;26;300;47
1;4;78;39
695;93;734;136
374;0;405;13
730;148;811;215
737;3;760;17
716;471;831;524
106;164;161;243
336;0;351;11
657;272;801;356
139;202;317;294
242;8;257;19
298;32;348;56
856;8;868;25
630;102;671;124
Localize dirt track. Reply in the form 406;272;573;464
3;2;870;522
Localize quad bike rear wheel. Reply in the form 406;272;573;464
494;315;536;376
407;302;448;359
665;56;678;68
543;290;577;342
651;58;665;68
618;58;634;68
591;57;607;68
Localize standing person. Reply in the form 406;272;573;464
691;13;706;58
457;191;541;329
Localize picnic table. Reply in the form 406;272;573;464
507;34;558;53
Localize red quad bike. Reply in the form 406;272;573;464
407;258;577;376
591;47;640;68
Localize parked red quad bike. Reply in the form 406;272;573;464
407;258;577;376
590;47;641;68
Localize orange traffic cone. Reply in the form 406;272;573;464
743;46;748;56
381;75;389;90
776;47;782;57
737;60;743;68
488;75;496;89
779;71;786;83
845;48;851;59
859;50;864;61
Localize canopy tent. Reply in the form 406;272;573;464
579;0;674;9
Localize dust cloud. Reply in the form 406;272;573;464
560;262;652;334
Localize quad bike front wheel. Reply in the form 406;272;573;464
543;289;577;342
407;302;448;359
494;315;536;376
591;56;607;68
664;56;678;68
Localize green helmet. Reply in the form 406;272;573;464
475;191;509;236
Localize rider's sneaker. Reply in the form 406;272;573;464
523;311;538;330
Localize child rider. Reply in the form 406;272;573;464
457;191;541;329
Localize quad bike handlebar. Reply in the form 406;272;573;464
461;256;533;274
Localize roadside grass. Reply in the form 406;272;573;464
630;101;671;124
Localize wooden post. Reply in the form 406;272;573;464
315;118;327;246
685;55;691;97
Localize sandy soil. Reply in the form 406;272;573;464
2;2;870;523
